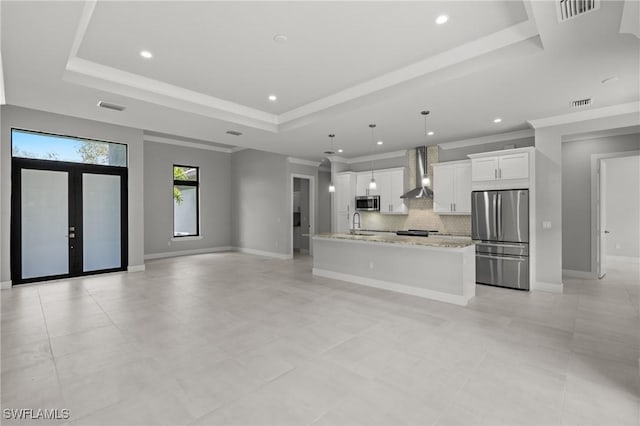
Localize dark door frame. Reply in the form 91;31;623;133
11;158;128;285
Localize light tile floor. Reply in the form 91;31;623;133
1;253;638;425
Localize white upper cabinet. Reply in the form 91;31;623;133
469;147;534;190
355;168;406;214
497;152;529;180
433;160;471;214
470;157;499;182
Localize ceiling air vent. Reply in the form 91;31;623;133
571;98;593;108
97;101;125;111
226;130;242;136
557;0;600;22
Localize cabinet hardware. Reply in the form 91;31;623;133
499;168;502;179
494;169;497;179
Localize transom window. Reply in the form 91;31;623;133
173;165;199;237
11;129;127;167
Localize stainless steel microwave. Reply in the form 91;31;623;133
355;196;380;211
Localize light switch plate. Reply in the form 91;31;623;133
542;221;552;229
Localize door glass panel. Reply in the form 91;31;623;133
21;169;69;279
83;174;121;272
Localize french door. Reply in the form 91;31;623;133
11;158;128;284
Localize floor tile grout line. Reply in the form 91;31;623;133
35;287;64;403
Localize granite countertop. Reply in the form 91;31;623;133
312;233;474;248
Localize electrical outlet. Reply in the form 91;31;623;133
616;243;621;249
369;261;374;270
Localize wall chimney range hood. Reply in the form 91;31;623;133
400;146;433;199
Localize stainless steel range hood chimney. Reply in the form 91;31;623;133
400;146;433;199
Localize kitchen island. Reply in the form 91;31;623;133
312;233;475;306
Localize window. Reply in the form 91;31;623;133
173;165;199;237
11;129;127;167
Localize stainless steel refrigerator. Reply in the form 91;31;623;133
471;189;529;290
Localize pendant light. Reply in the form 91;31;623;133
368;124;377;190
420;111;431;187
325;134;336;193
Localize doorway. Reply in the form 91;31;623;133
291;174;315;257
593;152;640;279
11;158;128;285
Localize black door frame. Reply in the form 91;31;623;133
11;158;128;285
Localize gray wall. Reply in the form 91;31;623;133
0;105;145;284
231;149;289;256
438;137;535;162
317;170;332;233
348;155;407;173
604;155;640;258
562;133;640;271
144;141;231;256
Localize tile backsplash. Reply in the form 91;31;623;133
360;147;472;236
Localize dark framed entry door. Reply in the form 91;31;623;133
11;158;128;284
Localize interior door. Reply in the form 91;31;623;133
598;160;607;278
11;159;128;284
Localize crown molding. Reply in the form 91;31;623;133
145;135;234;153
527;102;640;129
562;125;640;142
438;129;534;150
287;157;321;168
64;3;540;133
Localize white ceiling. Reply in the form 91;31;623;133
1;1;639;161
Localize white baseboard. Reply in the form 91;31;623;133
127;264;146;272
532;281;564;293
312;268;472;306
144;246;233;260
607;255;640;264
1;280;12;290
233;247;293;260
563;269;596;279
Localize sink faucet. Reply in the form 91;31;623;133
352;212;361;232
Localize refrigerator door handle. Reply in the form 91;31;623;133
476;254;527;262
497;192;502;240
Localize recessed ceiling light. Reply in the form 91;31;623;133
273;34;288;43
140;50;153;59
493;118;502;123
427;131;435;136
338;149;343;153
377;141;383;145
601;76;619;84
268;95;277;101
435;15;449;25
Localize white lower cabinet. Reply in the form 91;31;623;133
433;160;471;214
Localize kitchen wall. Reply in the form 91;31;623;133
231;149;290;257
359;146;472;235
0;105;145;285
144;141;231;257
438;137;534;162
603;155;640;258
562;132;640;273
